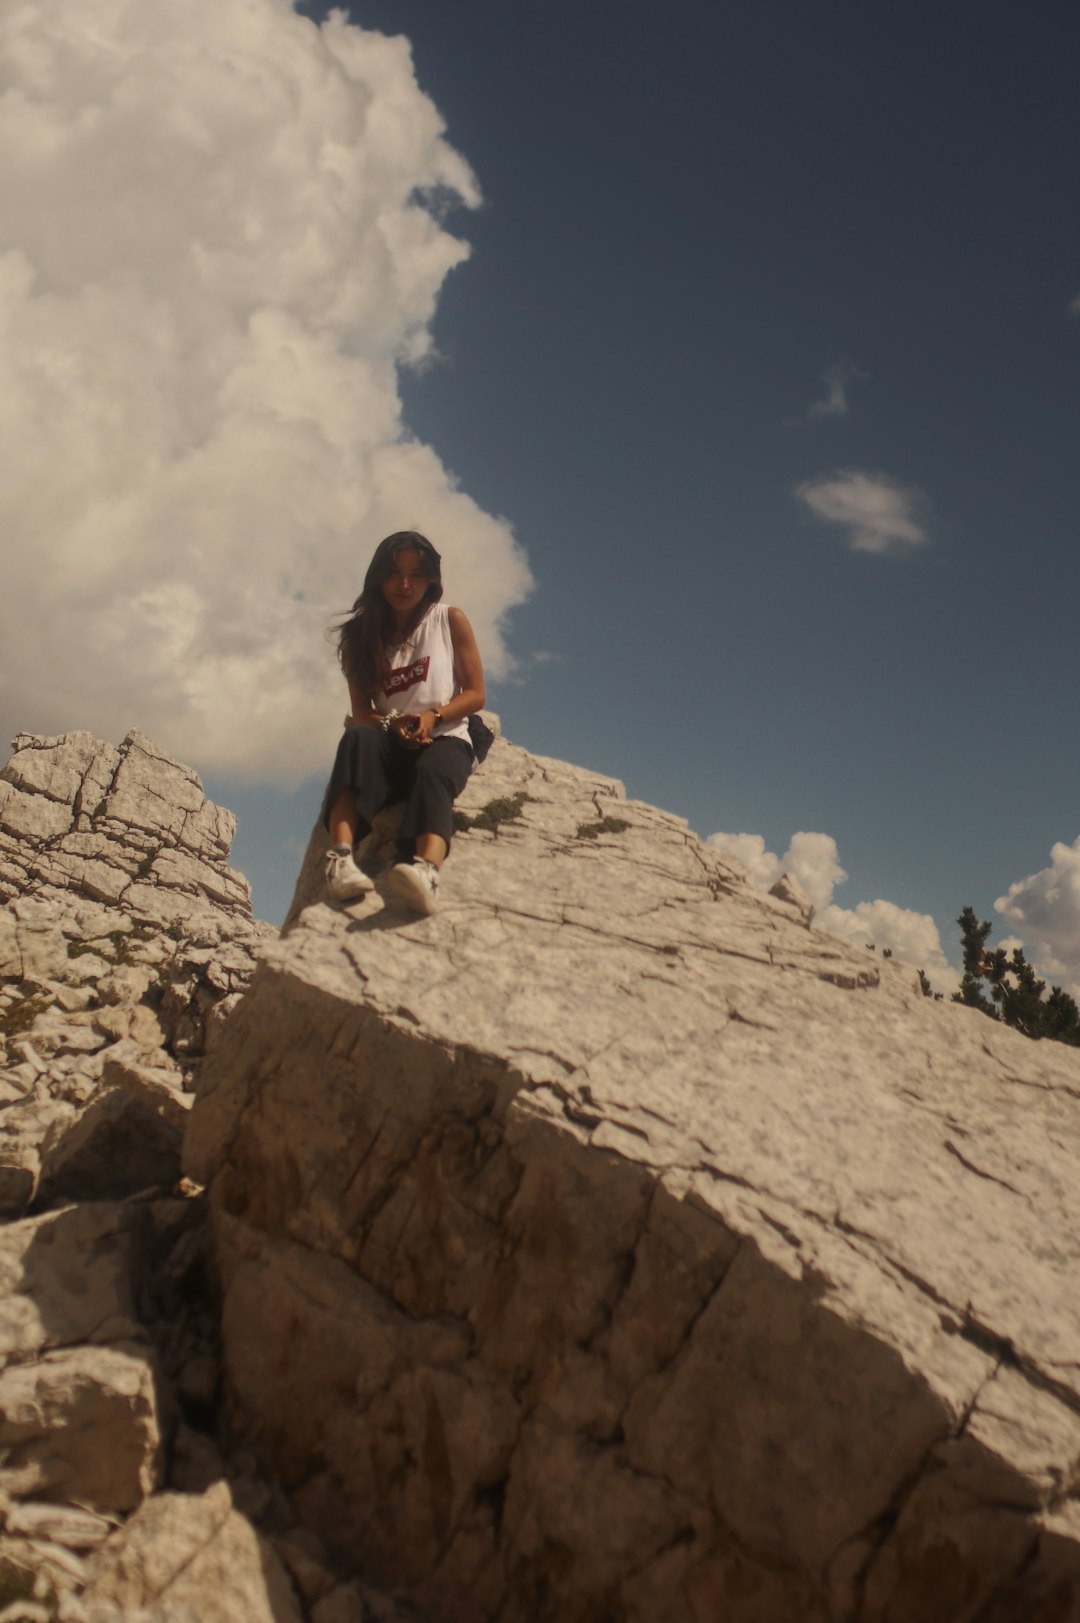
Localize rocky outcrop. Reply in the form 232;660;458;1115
188;734;1080;1622
10;722;1080;1621
0;729;272;1219
0;727;425;1623
0;730;312;1622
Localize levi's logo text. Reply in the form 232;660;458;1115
383;656;430;698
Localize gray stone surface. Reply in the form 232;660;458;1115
0;728;292;1623
0;1342;162;1512
0;1203;163;1515
0;729;272;1217
75;1481;301;1623
189;730;1080;1621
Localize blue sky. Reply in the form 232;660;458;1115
3;0;1079;990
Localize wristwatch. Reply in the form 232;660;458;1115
431;709;443;726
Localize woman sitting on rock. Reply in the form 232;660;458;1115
322;530;486;915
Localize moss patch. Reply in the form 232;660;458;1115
575;816;631;840
456;792;531;835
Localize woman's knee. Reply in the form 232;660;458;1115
414;741;470;792
350;724;385;762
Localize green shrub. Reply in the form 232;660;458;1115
575;816;631;840
457;792;530;835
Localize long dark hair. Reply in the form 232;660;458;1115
335;531;443;696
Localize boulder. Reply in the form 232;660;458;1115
0;727;312;1623
189;732;1080;1621
0;1203;163;1515
0;1341;162;1512
36;1064;188;1208
1;729;272;1214
76;1480;301;1623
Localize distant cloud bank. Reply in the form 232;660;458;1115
0;0;531;778
795;470;929;555
708;824;1080;1008
706;829;959;996
996;836;1080;1001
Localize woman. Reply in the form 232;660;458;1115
322;530;486;915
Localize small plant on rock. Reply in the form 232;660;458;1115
575;815;631;840
456;792;530;835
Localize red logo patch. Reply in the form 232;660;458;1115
383;655;430;698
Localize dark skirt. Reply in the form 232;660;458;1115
321;725;473;856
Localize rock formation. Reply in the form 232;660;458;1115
0;730;371;1621
0;729;269;1221
9;722;1080;1621
185;730;1080;1621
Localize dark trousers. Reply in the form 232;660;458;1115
322;726;472;856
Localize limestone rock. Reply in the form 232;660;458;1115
0;1204;164;1516
768;867;814;923
0;1203;145;1362
0;728;305;1623
77;1481;301;1623
36;1067;188;1207
1;729;272;1215
189;731;1080;1621
0;730;255;921
0;1342;162;1511
3;1502;115;1550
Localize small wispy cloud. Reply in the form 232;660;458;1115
1069;293;1080;318
795;470;929;555
806;360;865;420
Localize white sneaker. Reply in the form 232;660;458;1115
324;845;374;902
388;858;440;915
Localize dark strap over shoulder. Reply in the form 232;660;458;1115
467;713;495;764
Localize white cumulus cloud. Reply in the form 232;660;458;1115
816;900;958;995
707;830;847;915
707;828;958;995
995;836;1080;1000
0;0;532;779
795;470;929;554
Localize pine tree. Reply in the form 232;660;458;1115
950;907;1080;1047
954;906;996;1018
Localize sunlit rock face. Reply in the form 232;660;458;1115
0;728;273;1219
189;730;1080;1622
0;728;322;1620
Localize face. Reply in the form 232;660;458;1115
381;548;430;621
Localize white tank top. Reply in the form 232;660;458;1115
376;603;471;746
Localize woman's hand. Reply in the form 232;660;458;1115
413;709;438;744
392;710;437;745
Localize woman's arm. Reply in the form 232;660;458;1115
346;675;381;726
446;607;486;717
410;608;486;743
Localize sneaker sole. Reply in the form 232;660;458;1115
326;874;374;903
387;864;438;915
